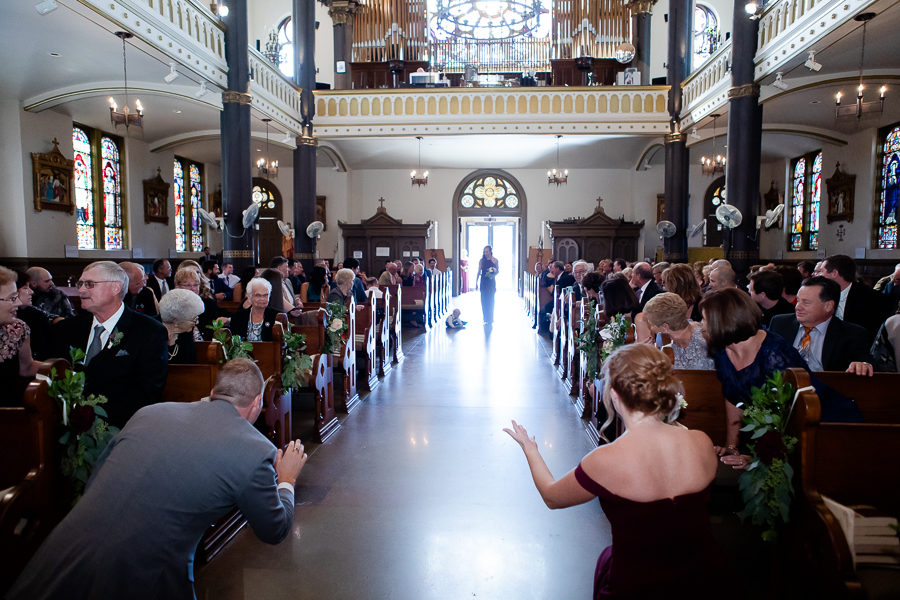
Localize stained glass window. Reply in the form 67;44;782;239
693;4;719;69
174;159;185;251
174;157;204;252
72;125;125;249
277;17;293;79
73;127;95;249
876;124;900;249
252;184;277;210
789;150;822;251
459;175;520;210
189;164;203;251
101;137;123;249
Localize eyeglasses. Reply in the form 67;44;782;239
75;280;117;289
0;293;20;303
250;293;269;299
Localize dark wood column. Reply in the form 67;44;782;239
724;0;762;274
627;0;657;86
293;0;318;267
327;0;359;90
663;0;691;262
220;0;254;270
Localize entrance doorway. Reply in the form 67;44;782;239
460;216;519;291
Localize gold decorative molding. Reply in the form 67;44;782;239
223;249;253;258
728;250;760;259
727;83;760;100
222;90;253;105
626;0;657;14
328;0;360;25
299;134;318;147
664;131;685;143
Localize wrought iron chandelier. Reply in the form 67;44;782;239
256;119;279;179
835;13;886;120
411;136;429;187
109;32;143;131
700;114;726;177
263;29;282;66
547;135;568;186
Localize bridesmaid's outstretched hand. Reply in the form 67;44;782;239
503;420;538;453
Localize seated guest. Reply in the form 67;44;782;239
377;262;398;287
158;289;204;364
14;270;51;360
651;261;670;288
555;260;575;289
407;263;426;287
504;344;726;599
880;264;900;312
581;272;603;305
229;277;283;342
0;266;38;400
8;359;307;600
538;261;567;333
204;260;232;301
51;261;168;428
600;276;639;323
629;262;661;314
445;308;466;329
302;266;331;303
146;258;173;301
26;266;75;319
821;254;891;342
768;277;874;374
232;266;258;309
708;265;737;291
748;270;794;328
571;260;589;301
177;259;214;300
872;308;900;372
328;268;356;304
642;293;714;369
174;268;222;340
596;259;612;278
270;256;299;305
120;261;159;318
343;258;368;304
661;263;703;322
401;261;416;286
700;288;860;470
219;262;240;289
777;265;803;305
797;260;816;282
612;258;627;273
426;257;437;276
260;268;297;315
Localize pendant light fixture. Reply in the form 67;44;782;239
108;32;143;130
547;135;568;186
256;118;279;178
700;114;726;177
411;136;428;187
835;13;886;120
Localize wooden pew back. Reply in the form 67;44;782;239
813;371;900;423
673;370;728;446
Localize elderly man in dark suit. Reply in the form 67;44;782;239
146;258;173;301
821;254;890;343
51;261;168;428
8;359;308;600
769;276;873;375
630;261;662;312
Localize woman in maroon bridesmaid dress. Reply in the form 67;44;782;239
505;344;727;599
459;252;469;293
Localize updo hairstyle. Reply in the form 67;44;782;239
599;344;685;440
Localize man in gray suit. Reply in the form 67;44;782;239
8;359;307;600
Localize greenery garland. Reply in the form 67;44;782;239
207;320;253;361
574;300;599;381
599;313;629;361
48;347;119;502
738;370;798;542
281;330;314;392
323;301;349;355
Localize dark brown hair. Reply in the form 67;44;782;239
698;288;762;353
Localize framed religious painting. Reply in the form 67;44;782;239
316;195;327;230
31;138;75;214
825;162;855;223
143;168;170;224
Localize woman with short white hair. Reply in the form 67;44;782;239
327;268;356;305
159;289;205;364
228;277;281;342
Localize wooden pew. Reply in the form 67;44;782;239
381;284;404;364
401;283;430;329
565;291;578;396
784;368;900;600
333;296;359;414
550;288;563;366
355;293;379;392
0;359;67;591
576;300;598;421
375;289;393;378
813;372;900;423
673;370;728;446
289;318;339;443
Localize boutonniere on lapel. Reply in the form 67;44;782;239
264;322;271;328
107;329;124;350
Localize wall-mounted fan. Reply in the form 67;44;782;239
715;203;743;229
198;208;221;231
688;220;706;239
656;220;677;240
277;220;294;238
306;220;324;257
764;204;785;229
242;203;260;230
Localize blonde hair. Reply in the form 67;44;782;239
643;292;689;331
174;268;200;286
661;264;702;309
0;266;16;288
599;344;685;441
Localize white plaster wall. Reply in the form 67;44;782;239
0;100;28;256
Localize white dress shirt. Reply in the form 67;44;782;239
86;302;126;355
154;275;169;297
836;283;851;320
636;280;651;302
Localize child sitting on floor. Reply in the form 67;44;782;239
445;309;466;329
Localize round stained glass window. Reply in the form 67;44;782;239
506;195;519;208
461;194;475;208
252;190;264;203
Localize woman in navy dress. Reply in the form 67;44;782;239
478;246;498;324
505;344;727;599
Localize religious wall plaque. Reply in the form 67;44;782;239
31;138;75;214
825;162;855;223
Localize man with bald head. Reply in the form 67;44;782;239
119;262;159;317
629;261;662;313
27;266;74;319
708;266;737;291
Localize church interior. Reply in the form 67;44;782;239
1;0;899;597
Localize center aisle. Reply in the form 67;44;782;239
197;290;609;600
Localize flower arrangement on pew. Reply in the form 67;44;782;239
207;320;253;361
738;370;798;542
599;313;629;361
281;330;314;392
574;300;600;380
48;347;118;502
323;301;349;355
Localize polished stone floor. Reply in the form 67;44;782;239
196;291;608;600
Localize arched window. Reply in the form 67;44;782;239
693;4;719;68
875;123;899;249
789;150;822;251
174;157;204;252
277;16;293;79
72;124;126;249
459;175;520;210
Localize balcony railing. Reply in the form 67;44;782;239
313;87;670;137
249;49;302;132
681;42;731;126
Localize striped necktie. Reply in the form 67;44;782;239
798;326;813;361
85;324;105;365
